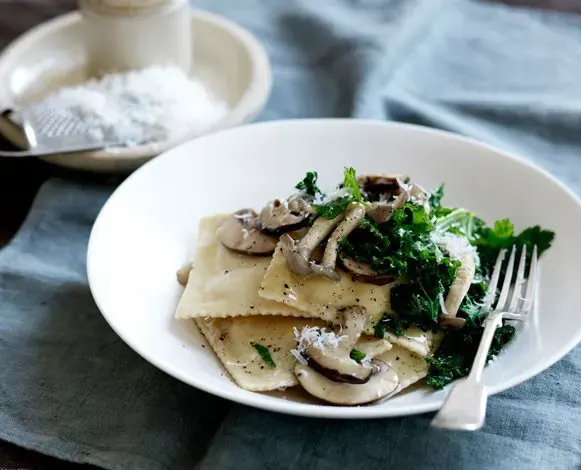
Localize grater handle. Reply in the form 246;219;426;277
0;145;109;158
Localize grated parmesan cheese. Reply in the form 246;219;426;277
431;232;477;262
35;65;229;147
290;326;347;364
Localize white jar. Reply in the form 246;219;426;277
80;0;192;77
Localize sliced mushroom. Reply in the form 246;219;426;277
440;316;467;331
366;203;395;224
409;183;430;212
294;360;399;406
300;307;370;384
304;351;372;384
281;213;345;277
217;209;278;256
338;256;395;285
358;175;410;224
259;196;313;235
357;174;410;202
437;239;476;330
310;203;367;280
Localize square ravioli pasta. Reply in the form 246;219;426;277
195;315;393;392
259;242;392;334
175;215;331;321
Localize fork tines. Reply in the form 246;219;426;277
481;244;539;319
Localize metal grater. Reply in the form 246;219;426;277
0;103;124;158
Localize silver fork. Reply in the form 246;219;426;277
430;244;539;431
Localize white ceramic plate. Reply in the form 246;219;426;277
0;10;271;172
87;119;581;419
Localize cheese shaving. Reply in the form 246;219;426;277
431;232;476;262
290;326;347;364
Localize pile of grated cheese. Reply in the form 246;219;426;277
36;65;229;147
291;326;347;365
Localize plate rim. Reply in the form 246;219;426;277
87;118;581;419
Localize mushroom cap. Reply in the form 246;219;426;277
303;352;372;384
259;198;312;235
439;315;467;331
366;202;395;224
299;306;371;384
217;209;278;256
294;360;400;406
357;174;410;203
280;233;313;276
339;256;395;285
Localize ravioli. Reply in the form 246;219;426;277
195;315;394;392
259;243;392;331
384;327;439;358
378;344;429;394
195;316;325;391
175;216;318;320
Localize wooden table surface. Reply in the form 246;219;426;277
0;0;579;468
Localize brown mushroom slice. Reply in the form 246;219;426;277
437;238;476;329
301;306;370;384
444;251;476;316
338;256;394;285
294;360;399;406
304;348;372;384
281;213;345;276
366;202;394;224
410;183;430;212
439;316;467;331
217;209;278;256
259;197;312;235
359;175;411;224
357;174;410;202
310;204;367;280
338;306;368;347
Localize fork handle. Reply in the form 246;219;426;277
430;311;504;431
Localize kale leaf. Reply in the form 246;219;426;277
313;167;367;219
429;184;444;213
475;219;554;278
426;322;516;389
295;171;323;197
314;196;353;219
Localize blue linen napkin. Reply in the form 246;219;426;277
1;0;581;468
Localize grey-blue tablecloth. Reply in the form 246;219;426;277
2;0;581;469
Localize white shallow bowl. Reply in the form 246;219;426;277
0;10;271;172
87;119;581;419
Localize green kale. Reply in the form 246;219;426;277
341;167;364;202
296;172;553;390
295;171;323;197
433;208;485;243
426;322;516;389
457;280;488;325
374;313;409;338
429;184;444;212
350;349;367;363
475;219;554;278
250;342;276;368
314;196;353;219
344;202;460;335
313;167;367;219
